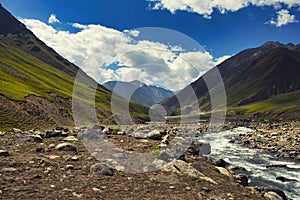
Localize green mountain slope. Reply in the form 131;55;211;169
0;5;148;130
162;42;300;119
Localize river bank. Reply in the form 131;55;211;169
0;121;298;199
226;121;300;161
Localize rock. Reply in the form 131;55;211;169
45;130;61;138
55;143;77;152
25;135;43;143
233;174;248;186
188;141;211;156
102;128;111;135
185;186;191;191
135;130;161;140
60;132;69;137
276;176;298;183
215;159;229;168
70;156;79;161
227;164;246;173
1;167;17;172
48;144;56;149
264;191;284;200
147;130;162;140
11;128;22;133
63;136;78;142
36;147;46;153
191;162;202;172
162;160;217;185
66;165;74;170
92;187;101;192
117;131;126;135
215;167;232;178
0;150;9;157
90;163;114;176
202;187;211;192
258;187;288;200
134;132;148;139
56;126;64;131
72;192;83;198
266;164;288;169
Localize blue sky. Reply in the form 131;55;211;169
1;0;300;90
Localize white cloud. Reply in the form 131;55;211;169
124;29;140;37
268;9;298;27
20;18;221;91
48;14;60;24
72;23;88;29
149;0;300;18
215;55;232;65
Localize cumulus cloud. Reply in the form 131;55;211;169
215;55;232;65
20;18;220;91
149;0;300;18
48;14;60;24
72;23;88;29
268;9;298;27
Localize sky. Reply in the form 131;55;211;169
1;0;300;91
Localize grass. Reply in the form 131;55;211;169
0;36;149;130
229;90;300;115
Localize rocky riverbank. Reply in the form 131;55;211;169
228;121;300;161
0;124;285;200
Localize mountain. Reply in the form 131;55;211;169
162;41;300;119
0;4;148;130
104;80;174;107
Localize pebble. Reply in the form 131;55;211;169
92;187;101;192
72;192;83;198
63;136;78;142
185;186;191;191
0;150;9;157
1;167;17;172
66;165;74;170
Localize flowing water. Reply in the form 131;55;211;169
197;127;300;199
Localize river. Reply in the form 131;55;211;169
197;127;300;199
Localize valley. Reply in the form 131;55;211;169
0;3;299;200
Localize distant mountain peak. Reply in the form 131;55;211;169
104;80;173;107
131;80;146;87
261;41;283;49
261;41;298;51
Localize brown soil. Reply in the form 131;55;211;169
0;128;266;200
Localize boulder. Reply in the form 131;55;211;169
233;174;248;186
258;187;288;200
188;141;211;156
214;159;230;168
25;135;43;143
162;160;217;185
45;130;61;138
264;191;284;200
215;167;232;178
90;163;114;176
55;126;64;131
55;143;77;152
147;130;162;140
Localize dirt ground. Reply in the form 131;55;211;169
0;127;266;200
